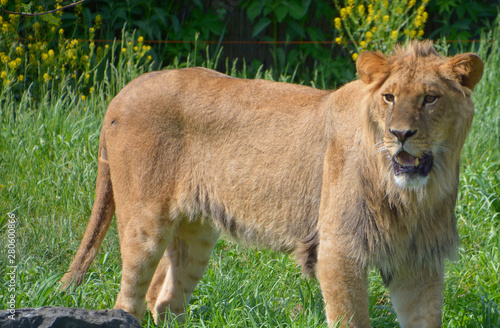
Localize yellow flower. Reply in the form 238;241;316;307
371;26;377;33
43;73;50;82
66;49;75;60
335;37;342;45
81;95;87;101
138;36;144;43
121;48;126;53
89;87;94;94
408;0;416;8
48;49;55;57
1;71;7;79
396;7;403;15
417;5;425;15
18;74;24;82
391;30;398;40
360;41;366;48
418;30;425;37
147;55;152;61
8;60;17;70
347;0;354;6
95;14;102;27
89;27;95;33
334;17;342;30
3;79;10;85
366;31;373;39
383;15;389;22
352;53;358;61
133;46;138;52
368;4;374;15
358;5;365;16
415;16;422;28
59;28;64;36
410;30;417;38
422;11;428;23
340;8;348;19
105;44;109;49
383;1;389;8
9;14;17;24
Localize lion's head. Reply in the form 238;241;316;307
356;41;483;191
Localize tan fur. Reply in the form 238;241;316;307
61;41;483;327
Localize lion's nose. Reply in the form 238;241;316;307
390;129;417;143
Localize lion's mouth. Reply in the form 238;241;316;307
392;151;433;177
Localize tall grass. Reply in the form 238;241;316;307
445;20;500;327
1;19;499;327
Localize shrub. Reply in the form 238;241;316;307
0;0;153;102
333;0;430;60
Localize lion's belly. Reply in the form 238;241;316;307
171;136;325;251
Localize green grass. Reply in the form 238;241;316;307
1;28;499;327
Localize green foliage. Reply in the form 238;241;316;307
80;1;226;66
240;0;352;87
243;0;313;38
426;0;499;45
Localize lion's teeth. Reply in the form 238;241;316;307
396;152;419;167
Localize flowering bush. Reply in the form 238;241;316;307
333;0;430;61
0;0;152;101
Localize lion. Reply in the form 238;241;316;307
61;41;483;327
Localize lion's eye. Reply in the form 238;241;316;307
383;94;395;103
423;95;438;105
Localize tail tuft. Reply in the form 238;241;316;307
294;230;319;278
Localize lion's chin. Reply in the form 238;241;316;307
392;151;434;189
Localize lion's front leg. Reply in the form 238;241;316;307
317;238;371;328
388;268;444;328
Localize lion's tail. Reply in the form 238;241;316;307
60;128;115;289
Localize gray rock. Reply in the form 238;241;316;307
0;307;141;328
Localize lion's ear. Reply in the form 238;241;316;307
356;51;391;85
442;53;484;90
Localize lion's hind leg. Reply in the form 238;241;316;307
112;204;178;322
147;218;220;324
